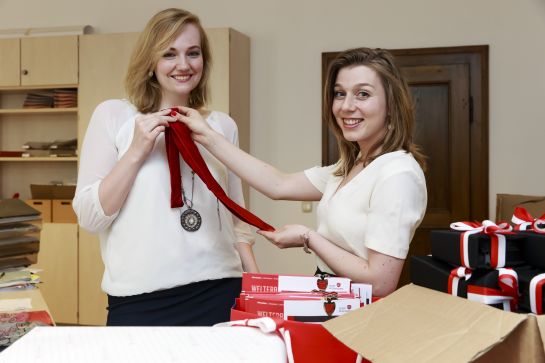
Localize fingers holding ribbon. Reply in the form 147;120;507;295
257;224;310;250
176;106;213;143
130;109;176;161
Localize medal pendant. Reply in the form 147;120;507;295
180;208;202;232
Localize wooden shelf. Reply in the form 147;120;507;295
0;108;77;115
0;157;77;162
0;84;78;91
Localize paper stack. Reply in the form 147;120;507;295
0;199;41;270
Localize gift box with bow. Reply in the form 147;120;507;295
514;266;545;314
430;220;525;269
411;255;519;311
511;207;545;269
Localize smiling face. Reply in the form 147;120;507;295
332;65;388;154
155;23;204;108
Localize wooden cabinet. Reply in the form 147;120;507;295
32;223;78;324
76;28;250;325
0;35;79;325
0;99;78;199
0;39;20;87
0;36;78;87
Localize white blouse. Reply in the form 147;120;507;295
304;151;427;273
73;99;254;296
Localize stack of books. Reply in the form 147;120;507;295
22;91;54;109
53;89;77;108
21;139;77;158
48;138;77;157
0;199;41;269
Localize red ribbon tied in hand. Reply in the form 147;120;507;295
450;220;514;268
511;207;545;234
165;108;274;232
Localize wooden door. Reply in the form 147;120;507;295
21;36;78;86
0;38;20;87
322;46;489;286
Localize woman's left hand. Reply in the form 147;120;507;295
257;224;310;249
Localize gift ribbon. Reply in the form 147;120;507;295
220;317;363;363
165;109;274;231
466;268;518;312
447;267;472;296
216;317;295;363
529;273;545;315
511;207;545;234
450;220;513;268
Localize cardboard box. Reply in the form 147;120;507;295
30;184;76;200
24;200;51;223
496;194;545;221
324;284;545;362
51;200;77;223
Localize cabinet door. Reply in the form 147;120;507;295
33;223;78;324
78;33;139;146
78;228;107;325
0;38;20;87
21;36;78;86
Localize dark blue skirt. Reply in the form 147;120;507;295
106;277;241;326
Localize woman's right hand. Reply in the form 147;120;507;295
176;106;215;146
128;109;175;162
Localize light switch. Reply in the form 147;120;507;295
301;201;313;213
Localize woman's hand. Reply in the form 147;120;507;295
176;106;216;146
129;109;174;162
257;224;310;249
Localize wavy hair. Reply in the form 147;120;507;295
323;47;426;176
125;8;211;113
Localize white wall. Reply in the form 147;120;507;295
2;0;544;274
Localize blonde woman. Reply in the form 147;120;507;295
179;48;427;297
73;8;257;326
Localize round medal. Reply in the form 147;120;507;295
180;208;202;232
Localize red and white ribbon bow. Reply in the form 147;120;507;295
466;268;519;312
511;207;545;234
529;273;545;314
450;220;514;268
448;267;472;296
216;317;294;363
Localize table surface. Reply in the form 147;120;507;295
0;326;287;363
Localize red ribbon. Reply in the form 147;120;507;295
447;267;472;296
511;207;545;234
165;109;274;231
466;268;518;311
450;220;514;268
530;273;545;314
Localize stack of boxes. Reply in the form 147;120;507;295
231;272;373;362
25;184;77;224
411;207;545;314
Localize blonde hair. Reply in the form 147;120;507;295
323;47;427;176
125;8;211;113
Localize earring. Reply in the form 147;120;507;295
388;124;393;131
148;71;154;78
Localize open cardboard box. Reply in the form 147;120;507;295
324;284;545;363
